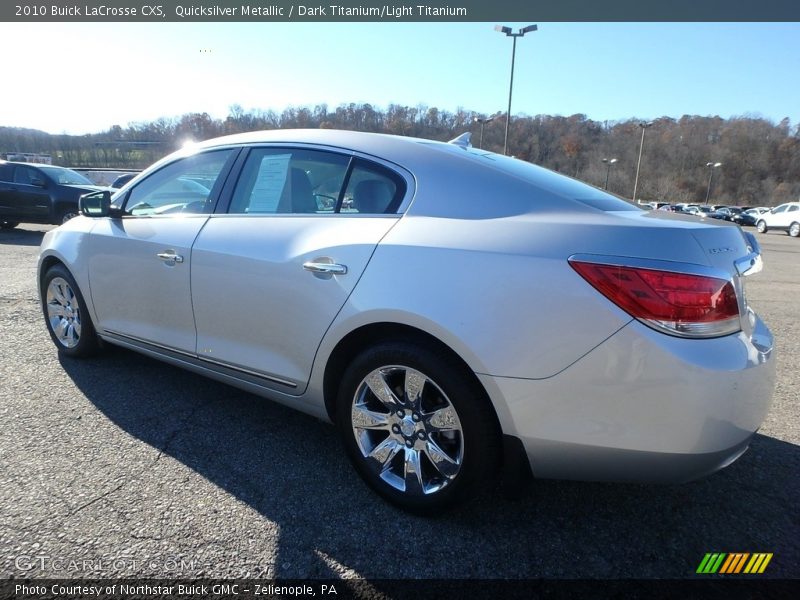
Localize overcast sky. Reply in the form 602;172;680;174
1;22;798;134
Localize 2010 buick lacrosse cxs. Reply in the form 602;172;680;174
38;129;775;514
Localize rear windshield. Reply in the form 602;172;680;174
422;142;641;212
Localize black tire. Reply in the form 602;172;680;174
789;222;799;238
59;206;80;224
336;340;502;515
756;220;768;234
41;264;100;358
0;221;19;230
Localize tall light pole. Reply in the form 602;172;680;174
473;115;495;149
632;121;653;203
602;157;617;190
495;24;537;156
705;162;722;205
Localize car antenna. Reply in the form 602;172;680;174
447;132;472;149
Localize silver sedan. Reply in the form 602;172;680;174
38;130;776;514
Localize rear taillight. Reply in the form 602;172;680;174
570;260;740;338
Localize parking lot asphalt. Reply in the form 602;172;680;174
1;223;798;580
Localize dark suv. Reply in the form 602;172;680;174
0;161;108;229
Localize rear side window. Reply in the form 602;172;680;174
228;149;406;215
13;166;38;185
229;148;349;214
341;159;405;214
0;164;12;182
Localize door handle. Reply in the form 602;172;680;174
156;251;184;264
303;261;347;275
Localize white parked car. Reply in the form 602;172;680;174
38;130;776;513
744;207;769;217
756;202;800;237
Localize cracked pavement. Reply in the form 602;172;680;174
1;224;798;580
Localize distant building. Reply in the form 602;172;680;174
3;152;53;164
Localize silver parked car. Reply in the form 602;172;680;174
38;130;776;514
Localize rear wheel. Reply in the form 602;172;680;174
756;220;768;234
41;264;100;357
336;341;501;515
789;222;799;238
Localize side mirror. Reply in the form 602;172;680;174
79;190;111;217
31;177;47;188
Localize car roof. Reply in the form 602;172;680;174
148;128;643;219
192;129;465;173
0;160;66;169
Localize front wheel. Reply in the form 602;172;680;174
789;222;799;238
756;220;768;234
336;341;501;515
60;207;80;224
41;264;100;357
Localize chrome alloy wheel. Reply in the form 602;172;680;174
350;365;464;496
46;277;82;348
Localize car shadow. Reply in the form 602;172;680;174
60;348;799;580
0;227;46;246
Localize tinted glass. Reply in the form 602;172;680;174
229;148;350;214
341;159;404;214
13;166;38;185
38;166;93;185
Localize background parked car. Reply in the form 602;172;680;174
732;209;760;227
756;202;800;237
0;161;110;228
708;206;743;222
110;172;138;189
744;207;770;219
685;205;714;217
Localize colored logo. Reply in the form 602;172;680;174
696;553;773;574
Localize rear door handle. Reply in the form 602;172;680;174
156;251;184;264
303;261;347;275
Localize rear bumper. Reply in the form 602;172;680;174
480;315;776;483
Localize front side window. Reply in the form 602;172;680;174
788;205;799;213
772;205;788;214
124;150;233;216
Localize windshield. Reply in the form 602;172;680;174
39;166;94;185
